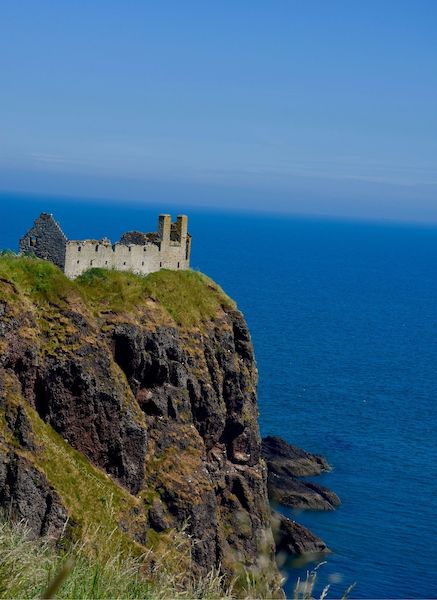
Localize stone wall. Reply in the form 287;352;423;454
19;213;67;270
64;214;191;279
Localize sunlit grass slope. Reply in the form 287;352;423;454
0;254;235;328
78;267;235;326
0;518;229;600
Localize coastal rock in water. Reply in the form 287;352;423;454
262;435;331;476
272;511;329;556
267;470;340;510
262;435;340;510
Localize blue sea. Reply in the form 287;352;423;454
1;193;437;599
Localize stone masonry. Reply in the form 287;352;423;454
20;213;191;279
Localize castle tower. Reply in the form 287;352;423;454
158;214;171;247
176;215;188;243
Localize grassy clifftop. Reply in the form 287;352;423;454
0;254;235;328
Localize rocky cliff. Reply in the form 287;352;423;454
0;256;282;595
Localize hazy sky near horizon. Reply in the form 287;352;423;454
1;1;436;222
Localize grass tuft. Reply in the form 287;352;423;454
76;267;235;327
0;519;231;600
0;254;77;306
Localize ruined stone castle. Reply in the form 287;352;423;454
20;213;191;279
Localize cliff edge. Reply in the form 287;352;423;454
0;255;282;595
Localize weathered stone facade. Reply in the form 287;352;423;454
20;213;191;279
19;213;67;270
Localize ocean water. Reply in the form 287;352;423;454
1;194;437;599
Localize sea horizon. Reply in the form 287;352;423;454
3;190;437;230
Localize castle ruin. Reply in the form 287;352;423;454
20;213;191;279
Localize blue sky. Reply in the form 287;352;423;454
1;1;436;221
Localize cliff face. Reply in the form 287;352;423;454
0;257;280;593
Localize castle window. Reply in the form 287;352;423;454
78;246;81;252
90;260;93;266
129;247;132;252
142;261;144;266
30;236;37;247
123;261;126;265
160;261;162;268
77;260;80;264
95;245;99;252
143;247;146;252
105;261;108;265
177;262;180;269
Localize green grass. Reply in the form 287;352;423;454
0;255;235;328
77;268;235;327
0;254;77;306
0;517;355;600
0;519;230;600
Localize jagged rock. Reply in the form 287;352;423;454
262;435;340;510
272;511;329;556
34;349;147;495
0;448;68;538
262;435;331;476
267;470;340;510
148;498;171;532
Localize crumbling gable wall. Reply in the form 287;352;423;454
19;213;67;270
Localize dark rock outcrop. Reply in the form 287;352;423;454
267;470;340;511
262;435;340;511
34;349;148;495
262;435;330;476
110;310;271;575
272;511;329;556
0;448;68;539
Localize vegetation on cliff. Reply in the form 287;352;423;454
0;518;230;599
0;254;234;327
